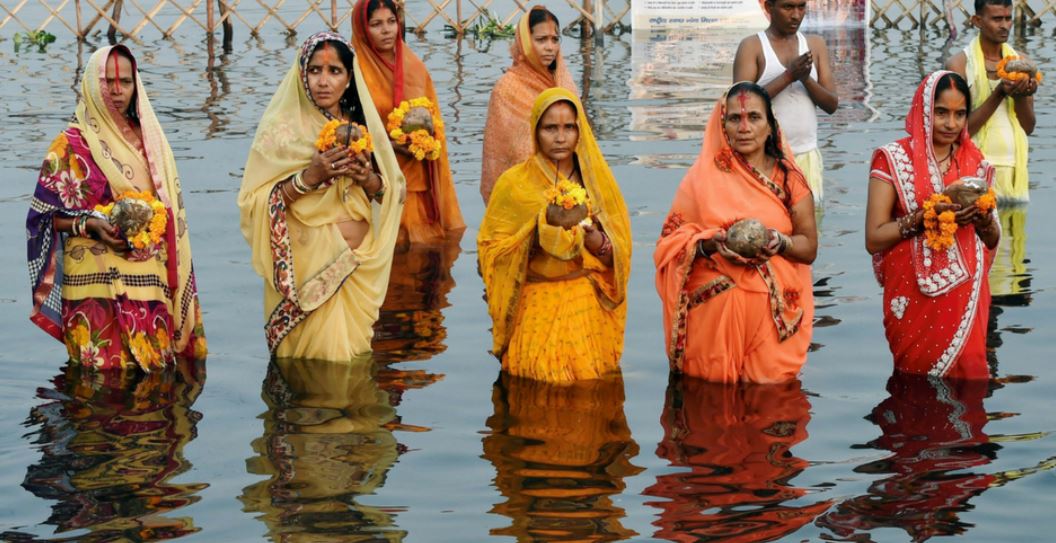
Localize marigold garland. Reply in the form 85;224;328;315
975;188;997;213
94;190;168;250
386;97;445;161
545;179;589;210
922;193;958;251
315;119;373;154
996;55;1043;83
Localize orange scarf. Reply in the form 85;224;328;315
479;6;578;202
352;0;463;236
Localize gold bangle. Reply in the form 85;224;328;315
291;172;311;195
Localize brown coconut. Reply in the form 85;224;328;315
334;122;364;145
546;203;589;229
725;218;770;259
402;107;435;135
109;198;153;237
943;177;988;208
1004;58;1039;78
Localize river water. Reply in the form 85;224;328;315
0;9;1054;543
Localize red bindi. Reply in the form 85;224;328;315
737;90;750;131
110;51;121;94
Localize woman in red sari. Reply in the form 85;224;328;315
865;71;999;379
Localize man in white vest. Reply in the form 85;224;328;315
733;0;838;205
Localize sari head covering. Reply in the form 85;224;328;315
479;6;578;202
237;32;405;354
28;45;202;358
870;71;995;378
478;87;631;357
654;83;813;377
351;0;464;240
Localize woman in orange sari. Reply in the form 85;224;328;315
864;71;998;379
655;82;817;383
351;0;464;244
478;88;631;382
480;6;578;202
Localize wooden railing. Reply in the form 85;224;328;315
0;0;631;41
870;0;1046;29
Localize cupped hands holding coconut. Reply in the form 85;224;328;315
700;218;793;266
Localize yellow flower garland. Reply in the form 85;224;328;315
315;119;374;154
922;193;958;251
94;190;168;251
386;97;445;161
545;179;589;210
976;188;997;213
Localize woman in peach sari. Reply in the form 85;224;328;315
478;88;631;382
655;81;817;383
480;6;577;202
351;0;464;244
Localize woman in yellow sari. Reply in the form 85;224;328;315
26;45;206;370
478;88;631;382
351;0;465;244
238;32;405;361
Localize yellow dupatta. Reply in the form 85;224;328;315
477;87;631;356
237;33;405;353
967;36;1029;198
75;45;200;353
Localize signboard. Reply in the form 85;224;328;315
632;0;869;30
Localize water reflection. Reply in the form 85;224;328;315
989;206;1031;303
372;234;462;363
816;373;1054;541
17;361;207;541
483;372;643;542
644;376;832;542
240;356;438;541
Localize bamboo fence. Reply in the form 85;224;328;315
0;0;631;40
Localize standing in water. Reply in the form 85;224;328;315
655;82;817;384
946;0;1036;203
864;71;998;379
479;5;578;203
733;0;837;205
478;89;631;382
238;32;405;361
351;0;464;244
26;45;206;370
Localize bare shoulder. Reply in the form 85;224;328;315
735;33;763;56
946;51;968;73
805;34;830;52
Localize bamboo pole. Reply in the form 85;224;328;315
75;0;83;38
594;0;603;44
331;0;337;29
207;0;214;32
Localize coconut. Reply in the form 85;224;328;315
546;203;589;229
108;198;154;237
943;177;988;208
401;106;435;135
1004;58;1039;78
334;122;363;145
725;218;770;259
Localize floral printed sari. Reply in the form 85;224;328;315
26;45;206;370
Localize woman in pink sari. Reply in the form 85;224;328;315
864;71;999;380
655;82;817;383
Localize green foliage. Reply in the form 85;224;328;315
13;30;57;53
445;10;515;40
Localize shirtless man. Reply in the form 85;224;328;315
733;0;838;205
946;0;1036;203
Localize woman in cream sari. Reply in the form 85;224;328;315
478;88;631;382
238;32;405;361
26;45;206;370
